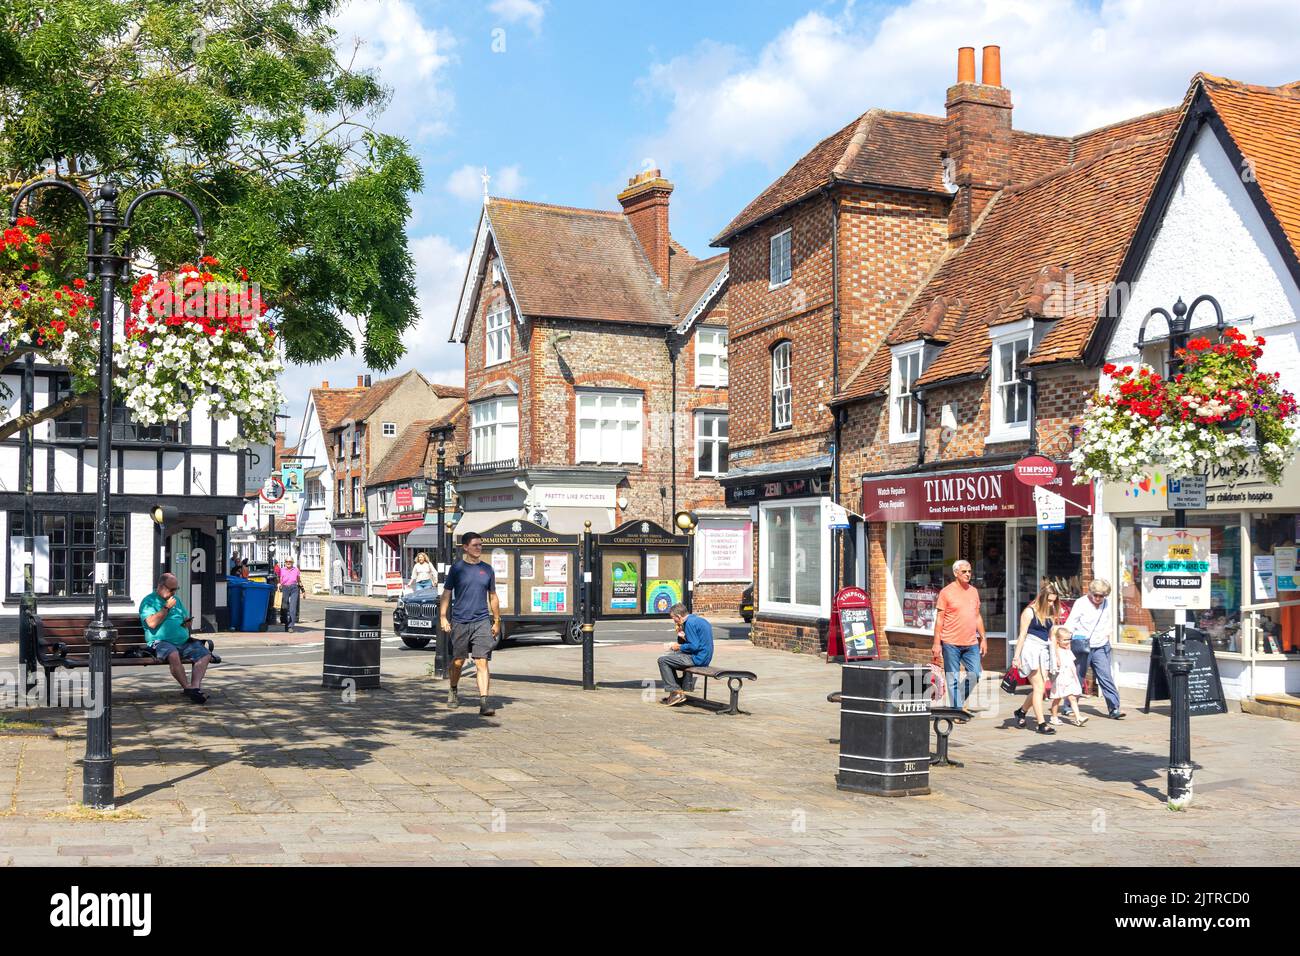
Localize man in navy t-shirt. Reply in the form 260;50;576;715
439;531;502;715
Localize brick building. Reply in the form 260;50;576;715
715;45;1193;663
449;171;750;614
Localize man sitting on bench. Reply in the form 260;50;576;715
658;603;713;707
139;572;212;704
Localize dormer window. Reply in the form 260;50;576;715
988;319;1034;443
890;343;925;442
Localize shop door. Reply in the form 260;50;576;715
1011;526;1038;665
170;530;197;620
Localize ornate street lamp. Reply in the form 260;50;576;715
9;179;204;809
428;421;456;679
1136;294;1224;810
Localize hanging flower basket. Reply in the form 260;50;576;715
120;258;285;450
1071;328;1300;486
1;217;99;377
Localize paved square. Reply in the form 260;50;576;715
2;633;1298;866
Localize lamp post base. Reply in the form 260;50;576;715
1167;651;1194;810
82;758;116;810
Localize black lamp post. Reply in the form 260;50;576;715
10;179;204;809
1136;293;1224;809
428;422;455;679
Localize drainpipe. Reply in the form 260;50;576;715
914;388;929;468
669;340;678;516
827;185;842;589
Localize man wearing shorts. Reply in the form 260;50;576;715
139;572;213;704
439;532;501;716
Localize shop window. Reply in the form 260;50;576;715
887;521;1009;634
1117;514;1242;653
760;500;826;616
1248;512;1300;656
6;512;128;598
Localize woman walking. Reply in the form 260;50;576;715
409;552;436;592
1011;582;1061;734
278;556;302;632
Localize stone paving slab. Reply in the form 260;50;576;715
2;636;1299;865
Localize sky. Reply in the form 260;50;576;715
281;0;1300;437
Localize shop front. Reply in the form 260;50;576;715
1100;459;1300;699
331;521;366;596
863;462;1093;667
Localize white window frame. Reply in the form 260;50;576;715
382;422;396;437
575;390;642;465
771;342;792;430
769;228;792;289
694;411;728;477
299;537;321;571
695;326;729;387
351;426;362;459
988;319;1034;443
470;397;519;466
889;342;925;443
758;497;830;619
308;479;325;509
485;302;511;366
351;477;361;513
337;479;346;514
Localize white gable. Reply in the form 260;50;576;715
1110;123;1300;377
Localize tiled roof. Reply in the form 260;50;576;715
311;387;368;433
335;371;418;426
671;253;728;321
468;381;517;402
487;198;674;326
839;110;1181;399
713;110;951;244
1200;74;1300;261
367;406;465;485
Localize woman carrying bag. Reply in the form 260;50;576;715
1011;583;1062;734
409;552;436;592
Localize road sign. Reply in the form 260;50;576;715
260;476;285;504
1167;475;1206;510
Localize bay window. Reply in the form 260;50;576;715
576;391;642;465
471;397;519;465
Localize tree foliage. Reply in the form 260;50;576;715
0;0;423;371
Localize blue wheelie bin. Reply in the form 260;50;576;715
239;580;276;632
226;576;245;631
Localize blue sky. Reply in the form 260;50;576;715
283;0;1300;435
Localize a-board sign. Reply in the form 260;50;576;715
840;606;879;661
1142;627;1228;716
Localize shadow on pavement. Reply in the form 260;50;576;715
1017;738;1202;802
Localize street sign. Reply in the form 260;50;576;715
1014;455;1059;486
827;502;850;530
1166;475;1207;510
1033;486;1065;530
260;476;285;504
1141;528;1211;610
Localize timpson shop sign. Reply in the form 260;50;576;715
862;463;1092;522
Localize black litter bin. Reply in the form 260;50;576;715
323;606;382;689
836;660;930;797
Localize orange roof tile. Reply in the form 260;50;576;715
311;387;368;433
671;253;728;321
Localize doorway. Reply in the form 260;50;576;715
1007;518;1085;665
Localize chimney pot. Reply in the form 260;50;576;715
357;374;365;386
321;380;329;388
981;45;1001;87
957;47;976;84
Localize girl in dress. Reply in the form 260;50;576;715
1012;583;1061;734
1049;625;1088;726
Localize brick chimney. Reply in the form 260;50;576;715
356;374;365;387
617;169;674;285
945;45;1012;243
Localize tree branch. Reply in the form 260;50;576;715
0;392;96;443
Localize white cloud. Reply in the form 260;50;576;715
640;0;1300;186
331;0;457;140
489;0;546;34
281;233;468;430
446;163;527;202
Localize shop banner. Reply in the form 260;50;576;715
863;463;1090;523
1140;528;1211;610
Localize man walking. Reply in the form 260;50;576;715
439;532;502;716
1062;577;1125;719
931;559;987;710
278;556;302;632
658;603;713;707
139;572;214;704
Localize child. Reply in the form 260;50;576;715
1048;625;1088;726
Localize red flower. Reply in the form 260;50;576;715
1103;363;1117;375
15;216;36;227
73;278;86;289
35;232;51;245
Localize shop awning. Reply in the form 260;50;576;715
544;506;613;534
453;507;528;537
404;524;443;549
376;517;426;539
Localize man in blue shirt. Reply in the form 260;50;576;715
658;603;713;706
439;532;502;716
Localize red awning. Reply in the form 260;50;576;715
376;517;427;539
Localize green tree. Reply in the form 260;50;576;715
0;0;423;434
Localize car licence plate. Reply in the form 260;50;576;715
406;618;433;629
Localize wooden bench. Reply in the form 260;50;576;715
826;693;970;767
683;666;758;716
35;614;221;689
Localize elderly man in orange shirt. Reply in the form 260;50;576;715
931;559;988;711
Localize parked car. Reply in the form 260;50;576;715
740;585;754;623
393;586;583;648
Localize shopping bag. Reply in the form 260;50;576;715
1000;666;1024;694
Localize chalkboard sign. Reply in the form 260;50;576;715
1142;627;1228;716
840;606;880;662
